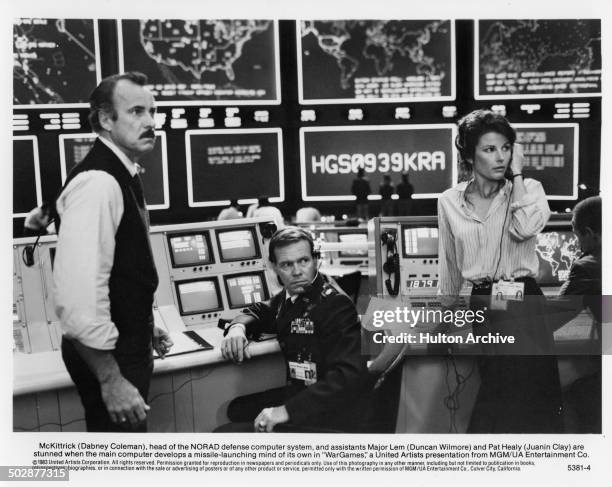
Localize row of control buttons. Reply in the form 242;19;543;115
407;259;439;265
201;312;220;319
185;261;261;272
189;266;211;272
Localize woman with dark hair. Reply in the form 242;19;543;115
437;109;562;433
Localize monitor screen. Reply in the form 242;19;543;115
402;226;439;258
13;136;41;217
300;126;455;202
175;278;223;315
216;228;260;262
119;19;280;104
535;229;581;287
224;272;269;309
167;232;213;267
476;19;601;99
338;233;368;257
186;129;283;206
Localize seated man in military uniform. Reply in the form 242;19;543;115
218;227;372;433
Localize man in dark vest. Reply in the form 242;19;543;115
53;72;172;432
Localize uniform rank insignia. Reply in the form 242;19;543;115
290;317;314;334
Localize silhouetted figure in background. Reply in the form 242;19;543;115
245;196;262;218
217;199;243;221
295;206;322;223
396;172;414;216
351;167;371;221
250;195;285;229
379;175;394;216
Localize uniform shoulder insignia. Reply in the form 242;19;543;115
321;283;339;298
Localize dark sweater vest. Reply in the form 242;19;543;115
56;140;159;358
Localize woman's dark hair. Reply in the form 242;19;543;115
88;71;148;133
455;110;516;180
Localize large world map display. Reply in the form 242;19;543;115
120;19;278;103
478;19;601;97
535;231;581;285
299;20;453;102
13;18;99;106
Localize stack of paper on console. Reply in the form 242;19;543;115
153;305;213;358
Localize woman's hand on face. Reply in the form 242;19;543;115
510;143;524;175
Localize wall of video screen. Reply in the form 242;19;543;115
12;18;601;236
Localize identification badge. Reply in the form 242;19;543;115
490;280;525;310
290;318;314;334
288;360;318;385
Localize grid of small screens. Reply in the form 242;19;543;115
12;18;602;224
174;272;270;316
338;232;368;258
166;225;269;316
401;226;439;258
535;227;581;287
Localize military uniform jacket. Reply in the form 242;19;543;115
229;273;370;430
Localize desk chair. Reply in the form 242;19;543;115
334;270;362;303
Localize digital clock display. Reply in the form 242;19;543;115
406;279;438;289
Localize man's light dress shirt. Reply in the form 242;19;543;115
53;136;138;350
437;178;550;296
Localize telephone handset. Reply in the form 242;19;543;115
381;231;400;296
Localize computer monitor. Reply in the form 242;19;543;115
224;272;269;309
338;232;368;257
175;278;223;316
401;225;439;258
535;228;581;287
167;231;214;268
215;227;260;262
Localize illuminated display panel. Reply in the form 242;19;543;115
13;136;42;217
406;279;439;289
401;226;439;258
300;125;457;202
185;128;284;207
514;124;579;200
297;19;455;104
175;278;223;316
167;231;214;268
475;19;601;99
59;132;169;209
118;19;281;105
13;18;101;108
338;232;367;257
224;272;269;309
215;227;260;262
535;228;581;287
